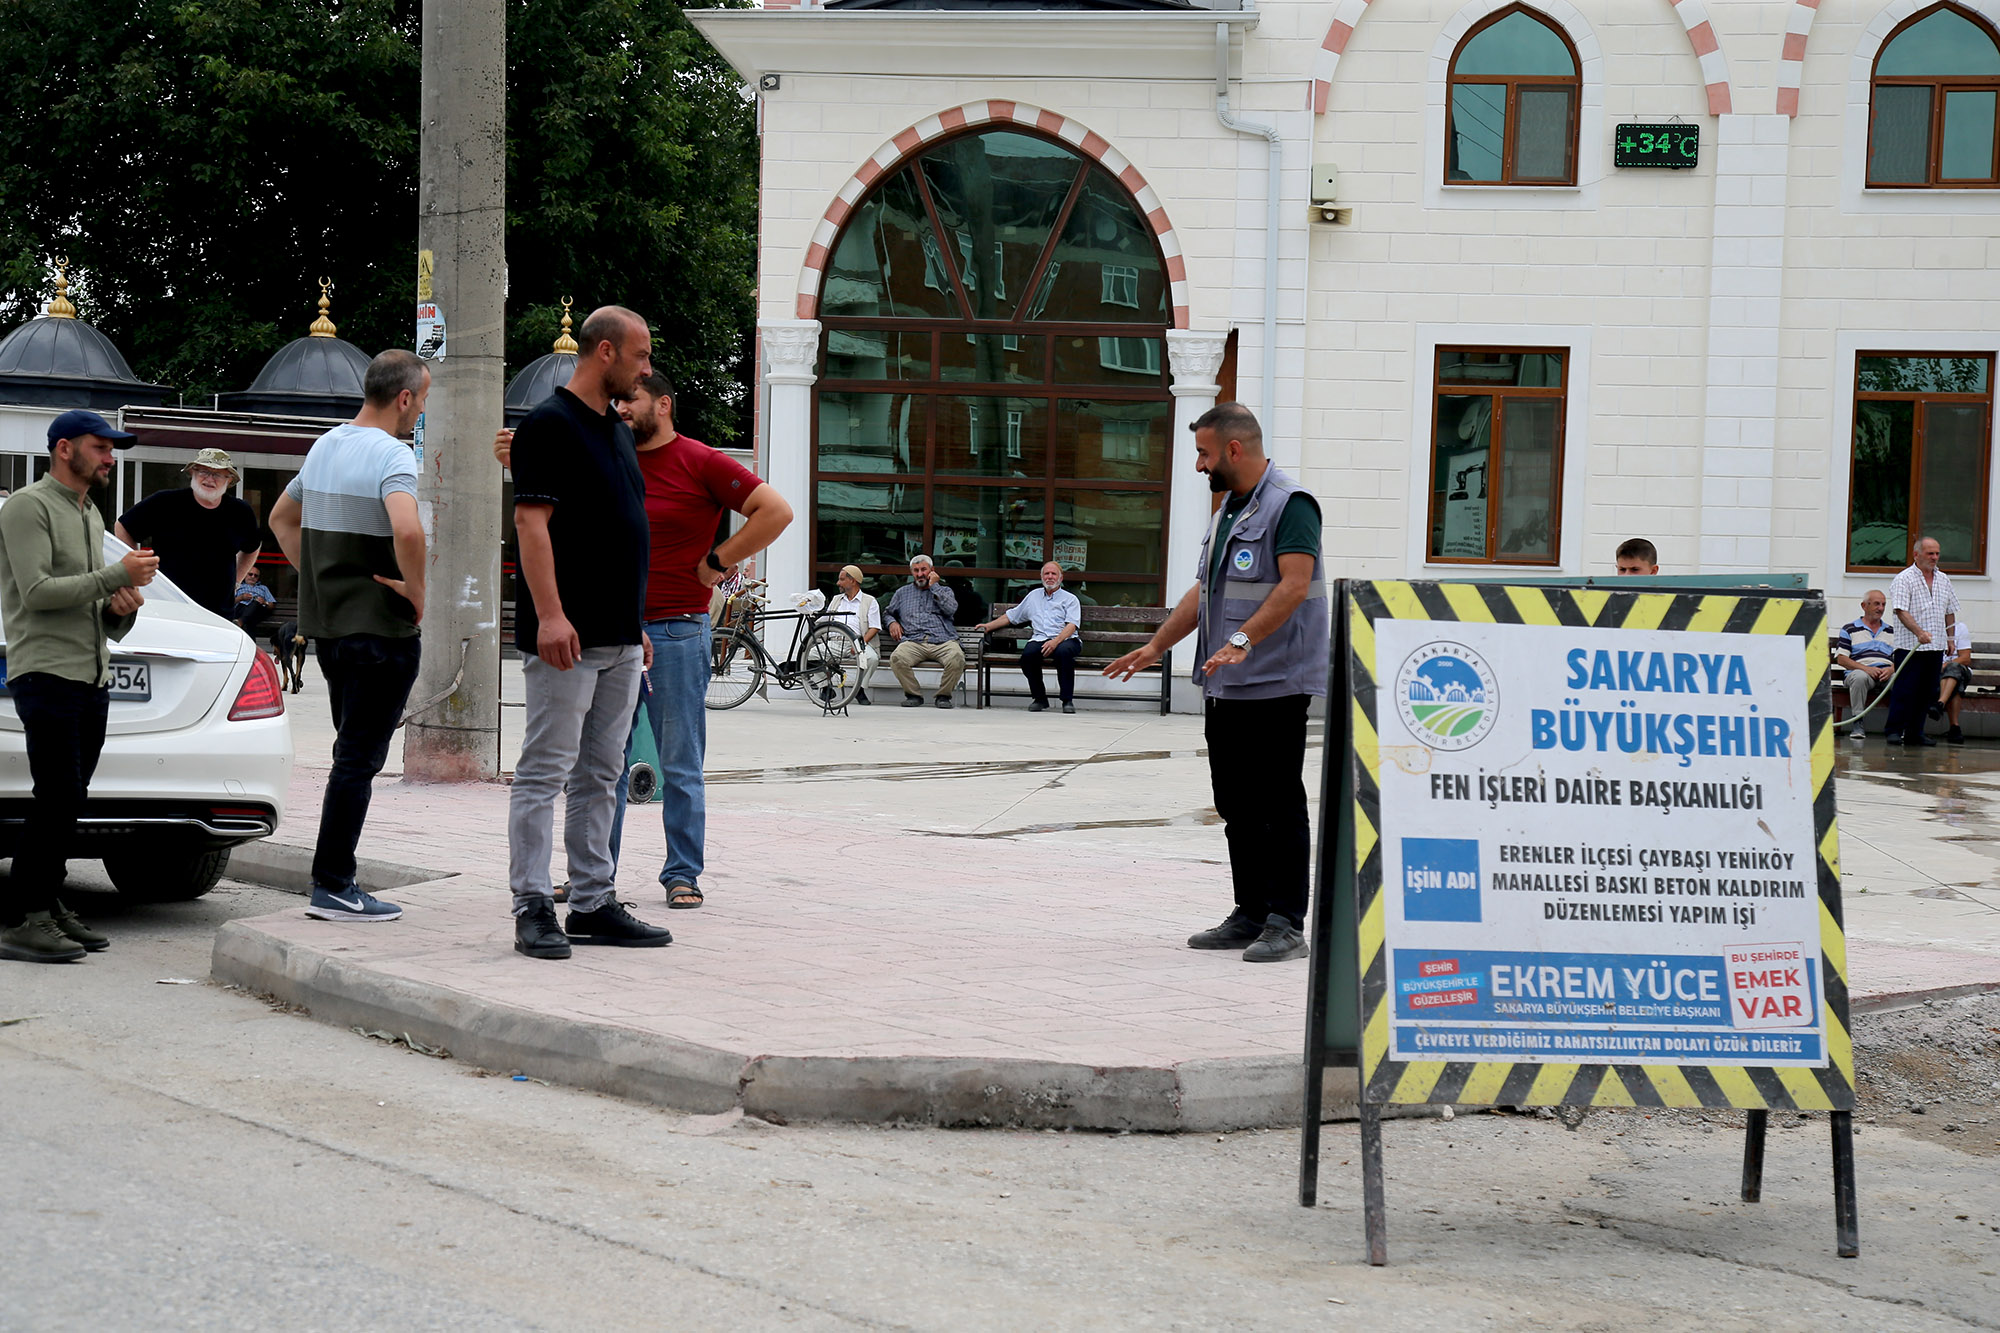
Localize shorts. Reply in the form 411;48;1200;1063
1942;661;1973;687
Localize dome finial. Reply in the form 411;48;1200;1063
552;296;578;354
46;258;76;320
309;277;338;338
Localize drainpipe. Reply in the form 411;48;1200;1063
1214;20;1281;427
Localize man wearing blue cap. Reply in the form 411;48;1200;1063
0;410;159;962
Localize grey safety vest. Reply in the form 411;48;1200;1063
1194;463;1330;700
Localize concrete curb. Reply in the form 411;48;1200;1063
209;915;1362;1131
226;839;452;897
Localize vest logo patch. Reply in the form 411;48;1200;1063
1232;548;1255;573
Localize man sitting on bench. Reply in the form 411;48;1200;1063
977;561;1082;714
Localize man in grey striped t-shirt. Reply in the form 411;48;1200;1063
270;349;429;922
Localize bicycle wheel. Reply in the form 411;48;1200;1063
798;621;862;713
706;627;767;710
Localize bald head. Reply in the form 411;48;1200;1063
569;305;653;404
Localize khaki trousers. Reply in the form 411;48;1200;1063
890;639;965;698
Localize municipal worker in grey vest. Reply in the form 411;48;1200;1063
1103;403;1327;963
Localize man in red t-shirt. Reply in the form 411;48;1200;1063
615;372;792;908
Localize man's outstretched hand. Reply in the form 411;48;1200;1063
1102;644;1161;681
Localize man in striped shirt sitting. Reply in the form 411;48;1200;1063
1835;590;1895;741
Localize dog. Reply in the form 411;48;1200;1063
270;621;309;694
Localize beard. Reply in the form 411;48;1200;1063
630;410;660;443
1205;469;1230;493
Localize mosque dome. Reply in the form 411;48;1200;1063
0;263;172;410
504;297;580;425
219;280;369;419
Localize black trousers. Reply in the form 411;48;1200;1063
1019;637;1083;704
6;673;110;924
1204;694;1312;928
313;634;422;892
1884;647;1942;742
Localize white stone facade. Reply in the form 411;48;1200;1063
692;0;2000;648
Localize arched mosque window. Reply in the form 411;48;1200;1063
1868;3;2000;187
815;127;1173;610
1445;5;1581;186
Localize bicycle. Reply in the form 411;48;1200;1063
706;580;865;713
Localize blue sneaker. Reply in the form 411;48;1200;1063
305;885;403;923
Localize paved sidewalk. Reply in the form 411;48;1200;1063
213;662;2000;1128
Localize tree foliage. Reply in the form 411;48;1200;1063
0;0;756;442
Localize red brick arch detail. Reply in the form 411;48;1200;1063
1311;0;1733;116
794;102;1189;328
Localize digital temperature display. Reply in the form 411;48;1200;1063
1614;123;1699;169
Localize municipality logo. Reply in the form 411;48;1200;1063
1395;641;1498;751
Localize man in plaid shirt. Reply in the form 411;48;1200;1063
1885;536;1959;748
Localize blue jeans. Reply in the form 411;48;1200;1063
611;615;710;890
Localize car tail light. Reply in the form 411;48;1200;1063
229;651;286;721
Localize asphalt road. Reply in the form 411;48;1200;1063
1;877;1995;1331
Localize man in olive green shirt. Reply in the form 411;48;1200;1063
0;409;158;963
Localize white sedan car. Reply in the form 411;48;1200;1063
0;514;293;901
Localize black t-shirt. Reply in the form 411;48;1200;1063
117;487;262;618
510;387;649;655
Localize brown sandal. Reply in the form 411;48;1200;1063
667;884;703;909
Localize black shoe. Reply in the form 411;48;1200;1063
856;688;871;705
566;898;673;948
1061;702;1076;714
1242;914;1308;963
1188;911;1264;950
1028;698;1050;712
1929;701;1947;720
902;694;924;707
514;899;571;959
1883;732;1903;744
1947;726;1965;744
1909;732;1938;748
935;695;954;709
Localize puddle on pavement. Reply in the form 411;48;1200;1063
1838;743;2000;900
707;749;1206;785
916;811;1223;839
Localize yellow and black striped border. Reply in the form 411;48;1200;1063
1349;581;1854;1111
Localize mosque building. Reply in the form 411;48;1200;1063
688;0;2000;641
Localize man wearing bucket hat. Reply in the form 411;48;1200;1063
115;446;262;620
829;564;883;705
0;410;157;962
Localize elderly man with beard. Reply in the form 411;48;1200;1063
115;447;261;620
1103;403;1326;964
0;411;156;961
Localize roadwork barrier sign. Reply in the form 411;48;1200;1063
1299;579;1858;1262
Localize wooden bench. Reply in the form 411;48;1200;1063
978;604;1174;713
1829;637;2000;724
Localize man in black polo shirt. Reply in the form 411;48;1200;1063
507;305;672;960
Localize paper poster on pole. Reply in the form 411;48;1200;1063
416;302;447;360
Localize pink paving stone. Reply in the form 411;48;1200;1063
1782;30;1809;61
1707;82;1732;116
939;106;968;132
1686;19;1720;56
1323;19;1353;53
219;741;1997;1124
1036;109;1067;135
1776;87;1801;117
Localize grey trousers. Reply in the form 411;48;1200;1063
509;644;644;915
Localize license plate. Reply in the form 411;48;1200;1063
0;657;150;701
109;661;151;701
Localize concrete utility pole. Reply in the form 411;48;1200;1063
406;0;506;781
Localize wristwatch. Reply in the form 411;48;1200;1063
704;550;728;573
1228;631;1252;652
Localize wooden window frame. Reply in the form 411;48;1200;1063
809;126;1175;601
1426;346;1569;567
1866;3;2000;189
1443;4;1582;188
1845;351;1995;575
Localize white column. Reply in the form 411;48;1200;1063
1166;330;1229;597
1165;330;1229;715
758;318;820;598
1697;114;1789;574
